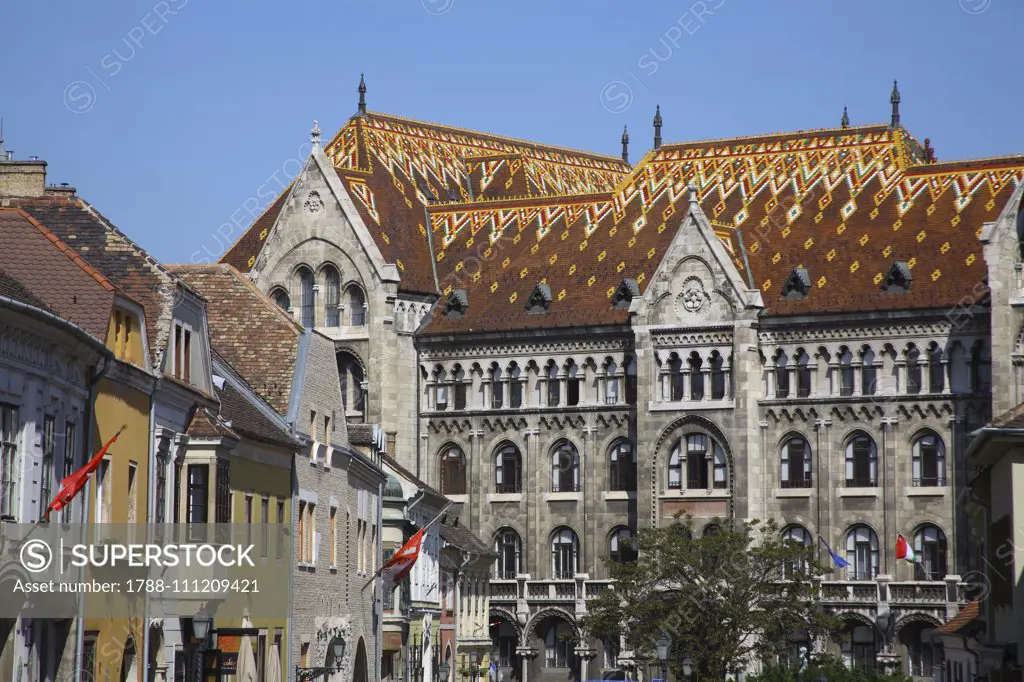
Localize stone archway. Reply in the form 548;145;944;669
353;638;369;682
524;609;581;682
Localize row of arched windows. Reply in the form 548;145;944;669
764;340;990;399
782;522;948;581
493;525;637;580
425;357;637;412
774;430;945;489
439;439;638;495
269;265;367;329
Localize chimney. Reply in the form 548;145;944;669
0;154;47;198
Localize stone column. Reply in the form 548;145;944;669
559;373;567;407
701;367;711;402
312;283;321;327
828;363;839;396
895;361;907;394
853;361;863;395
766;363;776;397
810;367;818;397
658;370;668;401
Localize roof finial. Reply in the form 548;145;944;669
357;73;367;116
621;125;630;165
840;106;850;129
687;181;699;210
923;138;936;164
653;105;663;150
310;120;322;149
890;80;901;127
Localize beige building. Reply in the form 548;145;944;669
220;79;1024;678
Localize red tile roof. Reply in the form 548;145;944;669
934;599;980;634
0;207;119;341
187;406;239;440
0;267;53;312
169;264;301;415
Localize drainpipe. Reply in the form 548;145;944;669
76;355;111;682
377;477;384;682
142;389;157;682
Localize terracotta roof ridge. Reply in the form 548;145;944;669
76;197;179;285
218;181;296;262
211;348;295;427
11;208;117;293
657;123;893;151
221;263;305;334
363;110;630;166
427;191;613;212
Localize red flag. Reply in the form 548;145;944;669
375;528;424;593
44;424;126;520
896;533;917;563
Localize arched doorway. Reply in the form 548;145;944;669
490;611;521;682
353;638;369;682
526;611;579;682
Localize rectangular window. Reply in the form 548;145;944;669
324;415;331;448
216;459;231;524
40;416;55;520
491;381;504;409
62;422;76;523
382;548;395;609
81;633;98;682
245;495;253;548
547;379;560;406
183;328;192;383
797;365;812;397
127;461;138;542
155;454;168;525
711;368;726;400
261;497;269;558
568;379;581;406
839;365;854;396
307;503;316;564
173;459;183;524
277;500;286;561
454;383;467;410
509;381;522;408
187;464;209;542
297;502;305;564
0;404;19;519
96;458;111;525
775;366;789;398
330;507;338;566
172;322;193;383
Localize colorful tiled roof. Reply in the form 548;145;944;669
169;264;300;415
423;124;1024;332
0;207;119;341
11;194;185;366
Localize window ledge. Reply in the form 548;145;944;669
601;491;636;501
487;493;523;503
837;487;881;498
544;492;581;502
659;489;730;500
649;399;734;412
775;488;812;498
445;494;469;504
905;486;947;497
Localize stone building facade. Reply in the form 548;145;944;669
221;80;1024;678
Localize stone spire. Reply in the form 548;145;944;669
841;106;850;129
653;105;663;150
621;125;630;165
357;73;367;116
311;120;322;149
890;80;901;128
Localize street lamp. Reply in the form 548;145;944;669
188;613;212;682
295;636;346;681
438;659;451;682
681;655;692;681
655;633;671;682
470;650;480;682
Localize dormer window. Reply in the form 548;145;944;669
443;290;468;319
172;321;193;383
525;283;552;315
611;278;640;310
882;261;912;294
781;268;811;300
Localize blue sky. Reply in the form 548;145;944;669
1;0;1021;264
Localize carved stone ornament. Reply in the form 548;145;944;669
304;190;325;215
679;277;707;314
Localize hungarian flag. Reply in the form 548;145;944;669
44;424;126;521
896;534;917;563
376;528;424;593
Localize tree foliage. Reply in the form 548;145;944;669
749;654;913;682
580;516;841;679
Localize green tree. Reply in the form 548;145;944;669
580;516;840;679
749;654;913;682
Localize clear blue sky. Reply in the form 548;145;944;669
2;0;1021;264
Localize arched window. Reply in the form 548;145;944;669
907;345;922;394
452;365;467;410
604;359;619;405
775;350;790;398
489;363;503;409
689;352;704;400
609;527;636;564
297;267;315;328
928;344;945;394
322;266;341;326
702;523;721;537
780;436;811;488
434;367;449;410
914;525;948;581
912;431;946;487
546;363;560;406
345;284;366;326
271;288;291;312
508;363;523;408
845;432;877;487
841;625;877;670
861;347;877;396
609;441;636;492
439;446;466;496
667;443;682;489
838;347;854;396
567;360;581;406
710;351;726;400
551;441;580;493
796;349;811;398
781;525;813;578
337;352;365;421
669;354;685;401
682;434;727;490
845;525;879;581
544;622;574;668
494;528;521;579
551;527;579;578
495;444;522;494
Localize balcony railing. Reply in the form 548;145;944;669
912;476;947;486
845;477;878;488
551;481;581;493
781;477;812;489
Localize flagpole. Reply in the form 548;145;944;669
363;501;456;591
